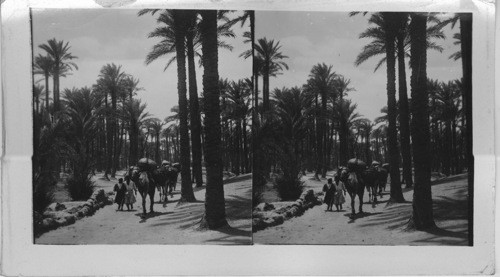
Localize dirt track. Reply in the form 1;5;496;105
36;173;252;245
254;173;469;245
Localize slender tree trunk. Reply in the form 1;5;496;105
365;131;371;165
250;9;260;188
321;101;328;178
452;120;458;174
117;119;125;171
443;119;452;176
105;94;112;180
129;118;138;166
243;119;249;173
408;13;435;230
314;95;322;179
396;14;413;187
199;10;227;229
186;12;204;188
460;13;473;245
111;91;118;178
263;65;270;111
174;10;195;202
44;73;50;111
53;63;60;112
383;12;404;203
155;133;160;163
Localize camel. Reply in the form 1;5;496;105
337;166;365;219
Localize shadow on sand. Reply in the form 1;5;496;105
358;178;469;244
136;211;174;223
344;211;383;223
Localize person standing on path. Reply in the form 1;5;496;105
333;177;346;212
123;175;138;211
322;178;335;211
113;178;126;211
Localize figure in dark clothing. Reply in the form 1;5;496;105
322;178;335;211
113;178;126;211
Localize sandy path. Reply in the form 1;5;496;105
254;173;469;245
36;173;252;245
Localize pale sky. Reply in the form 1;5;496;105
32;9;251;120
255;11;462;122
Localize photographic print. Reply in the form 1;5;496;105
31;8;253;244
252;11;473;246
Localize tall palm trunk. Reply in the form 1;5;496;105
452;120;458;174
321;99;328;178
199;10;227;229
186;10;204;188
155;132;160;163
104;93;112;180
408;12;435;230
117;119;125;170
111;90;118;178
383;13;404;203
364;131;371;165
443;119;452;176
262;64;270;111
314;95;321;179
174;10;195;202
243;118;249;173
53;62;60;111
396;13;413;187
339;120;348;166
234;119;242;175
460;13;473;245
129;116;138;166
44;73;50;110
249;9;258;150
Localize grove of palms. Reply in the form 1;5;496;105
33;10;254;232
254;11;472;234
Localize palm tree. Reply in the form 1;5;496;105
272;87;311;200
255;38;289;112
371;123;387;163
122;75;142;101
408;12;435;230
143;10;236;188
355;118;374;164
33;84;44;115
231;11;257;180
38;38;78;111
33;54;54;111
124;99;150;166
172;9;196;202
304;63;337;179
95;63;128;178
185;10;204;188
63;87;101;200
144;118;165;163
394;12;413;188
432;80;462;176
332;76;355;165
380;12;404;202
448;33;462;60
199;9;227;229
457;14;473;243
333;98;362;164
354;13;445;189
224;79;252;175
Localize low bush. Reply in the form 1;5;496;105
67;175;95;201
33;173;56;213
275;175;304;201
